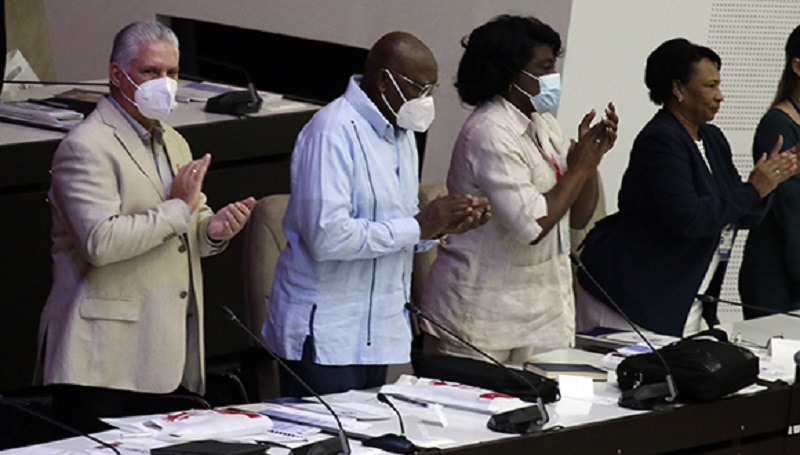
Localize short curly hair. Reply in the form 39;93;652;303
455;15;562;107
644;38;721;105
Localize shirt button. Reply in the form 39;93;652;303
179;291;188;299
178;245;186;253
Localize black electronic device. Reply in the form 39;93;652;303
412;354;560;403
0;393;120;455
487;405;546;434
570;252;679;410
183;55;263;116
204;83;262;116
221;306;350;455
405;302;548;434
150;440;265;455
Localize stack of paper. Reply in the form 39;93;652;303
0;100;83;130
102;408;273;441
379;375;530;414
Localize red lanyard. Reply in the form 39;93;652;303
532;135;561;181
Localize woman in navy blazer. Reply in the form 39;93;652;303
576;38;798;337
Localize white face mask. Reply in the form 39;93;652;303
513;71;561;114
121;69;178;121
381;69;436;132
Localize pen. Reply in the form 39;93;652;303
386;394;430;408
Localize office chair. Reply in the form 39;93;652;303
241;194;290;401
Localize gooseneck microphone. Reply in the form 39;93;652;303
377;393;406;436
570;252;678;408
221;306;350;455
181;54;263;116
361;393;417;454
696;294;800;320
405;302;548;434
0;394;121;455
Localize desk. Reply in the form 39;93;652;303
0;84;319;393
3;376;796;454
0;346;796;453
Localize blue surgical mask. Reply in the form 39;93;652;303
513;71;561;114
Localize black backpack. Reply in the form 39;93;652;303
616;329;759;404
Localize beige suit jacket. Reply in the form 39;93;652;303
38;97;222;394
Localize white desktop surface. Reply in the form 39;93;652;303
0;81;319;148
0;349;648;455
3;313;794;453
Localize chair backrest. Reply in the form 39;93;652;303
242;194;290;337
241;194;289;400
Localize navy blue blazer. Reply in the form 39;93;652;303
578;109;767;336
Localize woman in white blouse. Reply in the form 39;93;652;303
419;14;617;362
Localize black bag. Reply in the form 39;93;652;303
616;329;758;403
411;354;560;403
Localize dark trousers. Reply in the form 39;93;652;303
50;384;203;434
279;337;388;397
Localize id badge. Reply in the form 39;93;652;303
558;217;570;254
718;224;734;261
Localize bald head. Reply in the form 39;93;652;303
362;31;438;126
365;31;436;79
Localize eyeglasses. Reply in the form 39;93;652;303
385;68;438;98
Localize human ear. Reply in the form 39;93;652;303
108;62;124;89
671;80;684;103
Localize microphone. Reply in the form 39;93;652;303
794;351;800;384
405;302;548;434
570;252;678;409
220;306;350;455
0;394;120;455
696;294;800;320
361;393;417;454
182;54;263;116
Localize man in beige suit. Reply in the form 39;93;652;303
37;21;254;431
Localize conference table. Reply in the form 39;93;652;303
4;343;799;455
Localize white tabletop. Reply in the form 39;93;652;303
0;348;649;455
0;81;319;148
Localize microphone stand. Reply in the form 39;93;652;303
0;394;121;455
360;393;417;454
405;302;549;433
697;294;800;320
571;252;679;408
221;306;350;455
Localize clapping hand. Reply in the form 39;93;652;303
207;197;257;241
171;153;211;212
749;135;800;197
416;194;491;239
